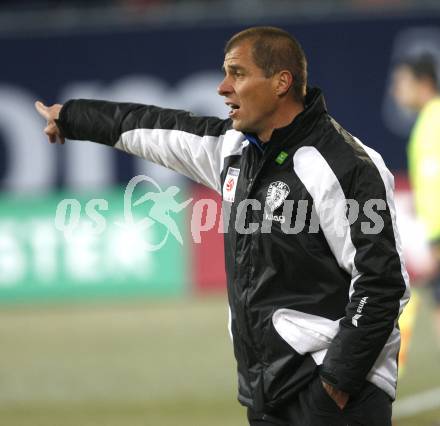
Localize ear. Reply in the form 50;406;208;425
275;70;293;96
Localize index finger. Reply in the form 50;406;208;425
34;101;50;120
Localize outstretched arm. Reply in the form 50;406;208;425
35;99;241;193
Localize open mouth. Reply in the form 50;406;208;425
227;102;240;118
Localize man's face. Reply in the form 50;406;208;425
218;41;280;139
391;66;422;111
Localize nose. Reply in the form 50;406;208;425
217;76;233;97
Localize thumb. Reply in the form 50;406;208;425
34;101;50;120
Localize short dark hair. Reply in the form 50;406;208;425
396;53;438;89
225;27;308;103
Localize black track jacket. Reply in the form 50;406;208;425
56;88;410;412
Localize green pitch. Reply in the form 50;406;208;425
0;292;439;426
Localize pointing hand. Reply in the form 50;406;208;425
35;101;65;144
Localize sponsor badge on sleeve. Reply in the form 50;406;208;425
223;167;240;202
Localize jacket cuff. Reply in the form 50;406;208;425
55;99;75;139
319;365;363;395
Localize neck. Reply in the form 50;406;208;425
258;101;305;142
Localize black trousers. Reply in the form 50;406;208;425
247;375;392;426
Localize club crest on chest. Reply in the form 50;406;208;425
265;181;290;212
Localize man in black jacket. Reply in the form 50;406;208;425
36;26;409;426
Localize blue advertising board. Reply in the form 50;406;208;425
1;12;440;194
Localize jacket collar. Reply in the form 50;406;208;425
269;86;327;146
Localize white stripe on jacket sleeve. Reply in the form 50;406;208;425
115;128;245;193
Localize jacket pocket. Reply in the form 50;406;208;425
311;375;344;413
272;308;342;364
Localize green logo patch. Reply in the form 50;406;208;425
275;151;288;165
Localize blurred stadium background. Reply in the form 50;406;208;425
1;0;440;424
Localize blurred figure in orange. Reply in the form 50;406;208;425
392;54;440;355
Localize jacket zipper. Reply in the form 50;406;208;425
243;142;280;359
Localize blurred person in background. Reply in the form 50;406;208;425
392;54;440;350
36;26;409;426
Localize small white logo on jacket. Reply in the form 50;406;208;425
352;296;368;327
266;181;290;211
265;181;290;223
